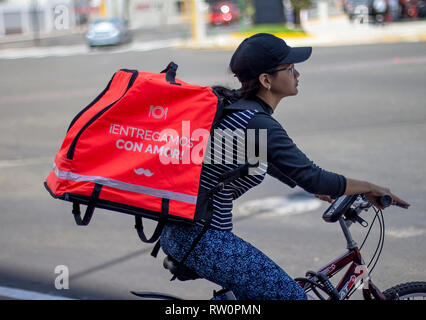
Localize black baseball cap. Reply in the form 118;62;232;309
230;33;312;82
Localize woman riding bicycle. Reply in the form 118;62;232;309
160;33;410;300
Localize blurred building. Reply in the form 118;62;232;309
125;0;182;28
0;0;184;37
0;0;78;36
0;0;357;37
93;0;182;27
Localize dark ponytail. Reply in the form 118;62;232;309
211;86;241;106
212;78;261;107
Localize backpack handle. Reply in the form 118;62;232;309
161;62;181;86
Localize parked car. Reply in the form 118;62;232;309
418;0;426;17
209;1;240;25
399;0;425;18
344;0;388;23
85;18;132;47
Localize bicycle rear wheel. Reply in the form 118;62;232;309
383;282;426;300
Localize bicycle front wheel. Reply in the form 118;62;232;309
383;282;426;300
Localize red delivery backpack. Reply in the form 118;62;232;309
44;62;251;256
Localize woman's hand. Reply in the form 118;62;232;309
365;183;411;210
315;194;334;203
345;178;411;210
316;179;411;210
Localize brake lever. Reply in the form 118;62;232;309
393;203;409;209
353;215;369;227
345;207;369;227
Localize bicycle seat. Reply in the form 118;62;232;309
163;255;201;281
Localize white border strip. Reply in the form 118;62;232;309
0;286;74;300
53;164;198;204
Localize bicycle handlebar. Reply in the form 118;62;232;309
322;194;395;224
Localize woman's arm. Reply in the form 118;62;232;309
245;113;410;210
247;114;346;198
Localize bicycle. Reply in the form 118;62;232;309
131;194;426;300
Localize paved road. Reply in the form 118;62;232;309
0;41;425;299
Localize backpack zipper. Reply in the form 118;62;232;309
66;71;138;160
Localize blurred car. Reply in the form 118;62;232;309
399;0;425;18
85;18;132;47
344;0;388;23
209;1;240;26
418;0;426;17
344;0;370;20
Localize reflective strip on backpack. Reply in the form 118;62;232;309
53;165;197;204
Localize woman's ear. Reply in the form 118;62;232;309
258;73;271;91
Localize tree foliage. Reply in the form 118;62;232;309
289;0;313;27
289;0;312;10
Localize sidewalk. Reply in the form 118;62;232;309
176;15;426;49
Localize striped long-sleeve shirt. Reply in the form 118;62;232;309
199;97;347;231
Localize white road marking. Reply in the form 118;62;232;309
237;195;322;218
0;286;74;300
386;226;426;239
0;39;178;60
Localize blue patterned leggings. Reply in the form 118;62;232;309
160;223;307;300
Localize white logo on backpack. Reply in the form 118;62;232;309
149;105;168;120
134;168;154;176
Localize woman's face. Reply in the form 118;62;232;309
268;64;300;98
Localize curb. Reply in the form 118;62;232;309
231;31;310;39
175;32;426;50
174;32;313;50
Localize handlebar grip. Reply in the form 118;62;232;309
378;195;392;207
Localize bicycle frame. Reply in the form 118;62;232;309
298;216;387;300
